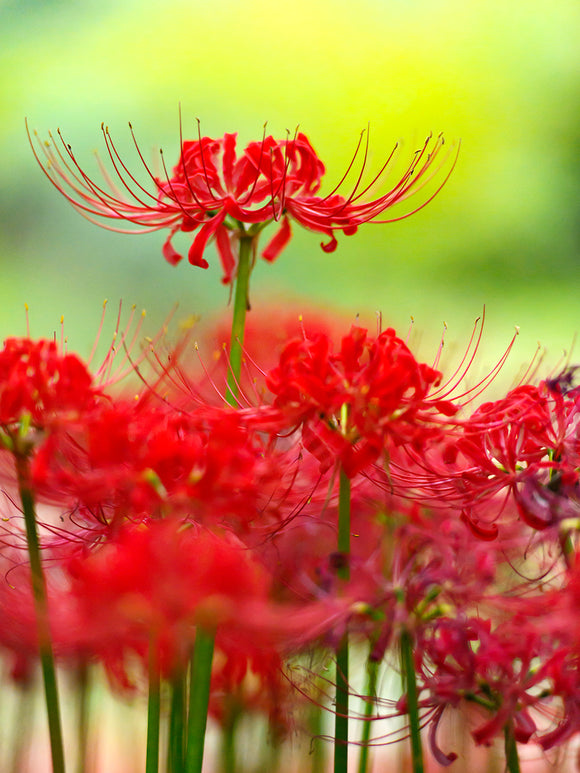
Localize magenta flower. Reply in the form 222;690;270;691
28;120;458;283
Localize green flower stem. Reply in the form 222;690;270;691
75;663;90;773
334;467;351;773
167;668;186;773
220;706;239;773
504;722;521;773
559;529;575;570
400;630;424;773
145;640;161;773
357;657;378;773
16;453;66;773
225;235;253;406
185;627;216;773
337;468;351;568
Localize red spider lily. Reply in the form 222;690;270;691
209;644;296;741
0;338;101;455
414;554;580;757
66;520;272;676
416;615;550;756
264;324;458;476
0;303;171;445
28;119;459;283
440;378;580;535
32;399;284;534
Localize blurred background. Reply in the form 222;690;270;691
1;0;579;381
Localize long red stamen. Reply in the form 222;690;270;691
196;118;218;201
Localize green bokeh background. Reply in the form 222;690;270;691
1;0;579;377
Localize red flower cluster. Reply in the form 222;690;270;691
1;315;580;767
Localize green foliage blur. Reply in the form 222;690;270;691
1;0;579;377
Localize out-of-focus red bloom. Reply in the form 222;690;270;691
28;121;458;283
67;520;271;676
265;324;458;476
0;338;101;477
32;400;282;534
0;338;98;433
209;644;296;741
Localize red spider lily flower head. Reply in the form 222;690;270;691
415;614;555;756
265;324;458;476
0;337;101;457
442;376;580;537
32;399;284;535
208;644;297;741
66;520;272;676
28;119;459;284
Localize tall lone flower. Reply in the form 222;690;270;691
28;119;459;283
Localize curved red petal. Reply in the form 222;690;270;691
215;225;236;284
320;233;338;253
187;211;227;269
162;231;184;266
261;217;292;263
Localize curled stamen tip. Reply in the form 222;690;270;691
141;309;146;317
514;325;520;334
194;342;199;350
103;299;108;308
128;121;133;129
60;315;64;324
24;303;29;311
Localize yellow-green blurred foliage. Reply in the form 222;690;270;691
1;0;579;376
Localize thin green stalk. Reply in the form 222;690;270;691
337;468;351;568
185;627;216;773
16;453;66;773
145;641;161;773
357;657;378;773
75;663;90;773
167;668;187;773
220;707;239;773
504;722;521;773
225;235;253;406
400;630;424;773
334;467;351;773
559;529;575;570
